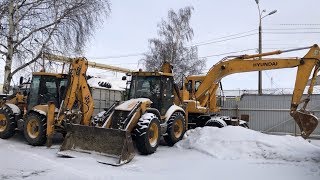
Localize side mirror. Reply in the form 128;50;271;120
122;76;127;81
19;76;23;85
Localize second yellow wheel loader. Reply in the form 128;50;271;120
0;72;68;144
58;67;187;165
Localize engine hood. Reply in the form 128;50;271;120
115;98;152;111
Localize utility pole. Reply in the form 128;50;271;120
254;0;277;95
258;19;262;95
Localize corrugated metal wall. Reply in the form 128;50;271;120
220;94;320;137
91;87;123;116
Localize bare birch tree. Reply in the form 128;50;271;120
141;6;206;85
0;0;111;93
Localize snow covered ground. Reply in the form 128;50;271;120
1;127;320;180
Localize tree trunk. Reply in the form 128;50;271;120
3;0;14;94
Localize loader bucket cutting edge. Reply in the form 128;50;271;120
57;124;135;166
291;110;319;139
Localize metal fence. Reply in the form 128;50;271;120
91;87;123;116
220;94;320;137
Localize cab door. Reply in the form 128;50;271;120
161;76;174;115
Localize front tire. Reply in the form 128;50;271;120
134;113;161;155
0;105;16;139
164;112;186;146
24;113;47;146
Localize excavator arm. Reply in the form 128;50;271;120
191;44;320;138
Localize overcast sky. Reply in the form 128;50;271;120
84;0;320;90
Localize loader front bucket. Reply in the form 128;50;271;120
57;124;135;166
291;110;319;139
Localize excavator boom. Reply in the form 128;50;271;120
188;45;320;138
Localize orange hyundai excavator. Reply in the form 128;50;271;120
181;44;320;138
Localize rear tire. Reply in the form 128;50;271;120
240;122;249;128
134;113;161;155
24;113;47;146
0;105;16;139
205;119;225;128
164;112;186;146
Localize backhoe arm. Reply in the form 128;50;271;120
47;57;94;146
57;57;94;126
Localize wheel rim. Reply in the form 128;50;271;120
27;118;40;139
173;119;183;138
0;114;7;132
148;122;159;147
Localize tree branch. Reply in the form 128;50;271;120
0;49;6;55
0;43;7;49
15;1;41;25
12;23;57;75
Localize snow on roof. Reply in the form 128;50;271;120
87;76;126;91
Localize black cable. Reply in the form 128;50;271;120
190;29;257;46
88;53;144;59
277;24;320;26
264;28;320;30
264;32;320;34
203;48;256;59
87;29;259;59
191;33;258;47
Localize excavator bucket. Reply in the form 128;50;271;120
291;110;319;139
57;124;135;166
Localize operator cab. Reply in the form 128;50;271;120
128;72;174;116
27;72;68;111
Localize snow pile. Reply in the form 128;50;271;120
87;77;126;91
176;126;320;162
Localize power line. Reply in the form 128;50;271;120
203;48;256;59
86;26;319;60
88;52;144;60
87;30;259;60
191;33;258;47
264;28;320;30
190;29;257;45
89;28;316;60
277;24;320;26
264;32;320;34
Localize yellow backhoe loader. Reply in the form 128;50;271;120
58;64;187;165
182;44;320;138
0;54;132;147
0;72;69;143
